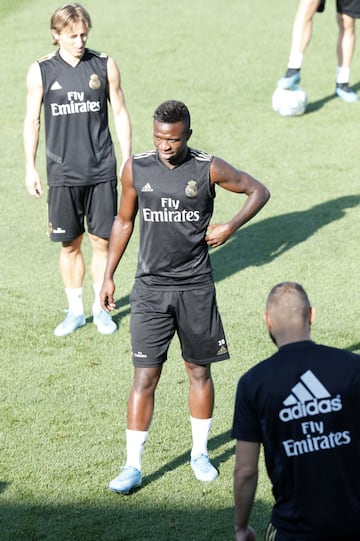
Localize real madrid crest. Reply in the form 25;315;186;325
185;180;198;198
89;73;101;90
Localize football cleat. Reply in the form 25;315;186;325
335;84;358;103
109;466;142;494
54;311;85;337
277;70;301;90
93;309;117;335
190;453;218;482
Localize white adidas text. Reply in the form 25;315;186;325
279;395;342;422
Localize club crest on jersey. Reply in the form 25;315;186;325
89;73;101;90
185;180;198;198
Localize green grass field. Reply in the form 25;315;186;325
1;0;360;539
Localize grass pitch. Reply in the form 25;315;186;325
1;0;360;539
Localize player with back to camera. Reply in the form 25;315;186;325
100;100;270;494
23;3;131;336
232;282;360;541
277;0;360;102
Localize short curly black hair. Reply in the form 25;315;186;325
153;100;191;130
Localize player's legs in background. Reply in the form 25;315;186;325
89;233;117;334
89;233;108;288
336;12;358;101
278;0;321;89
54;235;86;336
291;0;321;56
60;234;85;290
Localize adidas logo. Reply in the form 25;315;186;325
283;370;330;406
217;345;228;356
52;227;66;234
141;183;153;192
279;370;342;422
50;81;62;90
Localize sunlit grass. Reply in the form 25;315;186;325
1;1;359;539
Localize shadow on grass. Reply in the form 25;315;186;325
347;342;360;353
0;431;269;540
0;482;8;495
211;194;360;282
305;81;360;114
108;294;130;327
1;432;271;540
143;430;234;488
0;498;272;541
305;91;337;114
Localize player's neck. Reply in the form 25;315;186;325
276;331;312;349
58;48;84;67
158;147;189;169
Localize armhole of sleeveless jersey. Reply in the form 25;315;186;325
209;155;216;199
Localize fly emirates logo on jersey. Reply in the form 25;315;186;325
279;370;351;457
50;91;101;116
142;197;200;223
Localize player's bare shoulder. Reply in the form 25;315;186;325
26;60;43;90
209;156;235;184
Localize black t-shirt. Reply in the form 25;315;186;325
39;48;116;186
232;341;360;539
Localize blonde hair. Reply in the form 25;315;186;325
50;3;92;45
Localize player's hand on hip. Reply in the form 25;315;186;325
205;223;231;247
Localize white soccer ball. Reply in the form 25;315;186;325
272;85;308;117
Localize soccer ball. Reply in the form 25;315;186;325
272;85;307;117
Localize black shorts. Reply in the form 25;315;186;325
317;0;360;17
337;0;360;17
129;283;230;367
47;181;117;242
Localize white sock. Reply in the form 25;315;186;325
92;284;101;314
190;416;212;459
125;429;148;471
336;66;350;84
65;288;83;316
288;52;303;69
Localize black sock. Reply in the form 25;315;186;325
285;68;300;78
336;82;351;91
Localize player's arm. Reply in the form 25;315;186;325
100;158;138;311
234;440;260;541
206;158;270;247
107;56;132;177
23;62;44;198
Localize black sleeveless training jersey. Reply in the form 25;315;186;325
38;48;116;186
132;148;215;286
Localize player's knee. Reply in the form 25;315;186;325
133;367;161;393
